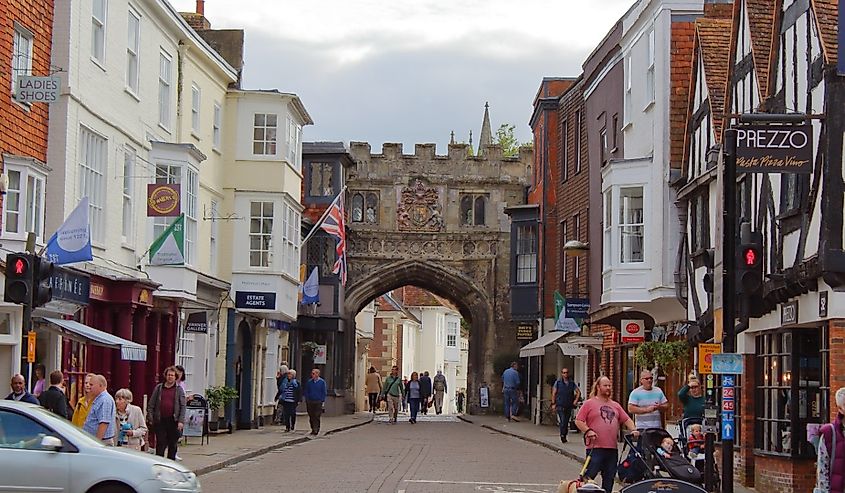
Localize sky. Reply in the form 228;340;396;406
170;0;633;153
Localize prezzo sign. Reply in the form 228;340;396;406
735;124;813;173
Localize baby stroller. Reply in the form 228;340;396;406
678;417;721;490
618;429;703;485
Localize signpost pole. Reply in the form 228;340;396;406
721;127;737;493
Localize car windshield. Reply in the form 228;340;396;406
25;405;105;449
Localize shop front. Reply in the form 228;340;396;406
290;315;347;415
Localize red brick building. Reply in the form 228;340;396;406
0;0;54;387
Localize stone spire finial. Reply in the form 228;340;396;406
478;101;493;156
450;131;456;145
468;130;473;154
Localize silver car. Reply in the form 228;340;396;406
0;400;200;492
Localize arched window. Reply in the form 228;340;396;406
365;193;378;224
351;193;364;222
473;196;486;225
460;196;473;225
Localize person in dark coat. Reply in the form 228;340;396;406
5;374;39;404
39;371;70;419
419;371;432;415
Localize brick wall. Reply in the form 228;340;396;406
754;456;816;493
0;0;53;231
830;319;845;422
555;81;589;300
736;353;755;486
670;20;695;170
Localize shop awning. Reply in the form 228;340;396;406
43;318;147;361
519;331;568;357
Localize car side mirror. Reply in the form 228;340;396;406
40;435;63;451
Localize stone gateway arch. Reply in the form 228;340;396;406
342;142;532;412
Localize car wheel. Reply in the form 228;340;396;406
88;481;135;493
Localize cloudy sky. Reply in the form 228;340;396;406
170;0;633;152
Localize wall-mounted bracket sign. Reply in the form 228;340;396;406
736;124;813;173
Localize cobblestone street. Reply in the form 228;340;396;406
200;416;583;493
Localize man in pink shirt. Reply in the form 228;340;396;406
575;376;639;493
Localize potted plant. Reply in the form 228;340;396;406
301;341;319;354
205;385;238;432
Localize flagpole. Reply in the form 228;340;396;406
300;186;347;248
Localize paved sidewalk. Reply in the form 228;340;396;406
459;413;756;493
175;412;373;476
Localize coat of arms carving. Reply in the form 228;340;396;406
397;179;443;232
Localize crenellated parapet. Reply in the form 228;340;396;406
348;141;531;185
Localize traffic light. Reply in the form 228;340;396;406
736;222;763;297
31;256;54;308
4;253;33;305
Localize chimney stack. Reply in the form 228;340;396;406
196;0;205;16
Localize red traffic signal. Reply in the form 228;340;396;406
743;247;759;267
13;258;26;275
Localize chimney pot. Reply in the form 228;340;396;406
196;0;205;16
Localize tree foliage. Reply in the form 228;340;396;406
495;124;524;157
634;341;690;377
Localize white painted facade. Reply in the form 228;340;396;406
354;302;376;411
601;0;703;324
404;306;465;413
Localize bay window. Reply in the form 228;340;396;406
619;187;644;263
515;224;537;284
3;161;46;242
756;326;829;458
249;201;273;268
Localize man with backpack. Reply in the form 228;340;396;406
382;366;404;424
432;370;448;414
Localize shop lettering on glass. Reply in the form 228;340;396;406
49;269;91;304
735;124;813;173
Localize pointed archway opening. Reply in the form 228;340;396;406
344;260;495;414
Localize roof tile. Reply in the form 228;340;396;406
745;0;777;97
697;18;733;142
812;0;839;65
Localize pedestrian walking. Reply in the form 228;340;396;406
274;364;289;424
627;370;668;429
82;374;117;446
279;369;301;431
401;376;409;413
677;373;705;420
575;376;639;493
432;370;447;414
502;361;521;421
551;367;581;443
39;370;70;419
5;374;39;404
147;366;187;459
382;366;404;423
405;372;422;423
304;368;327;435
419;371;432;415
815;387;845;493
71;373;95;428
365;366;382;413
457;389;465;414
114;388;147;450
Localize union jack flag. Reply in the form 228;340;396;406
319;193;347;286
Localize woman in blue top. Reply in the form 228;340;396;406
279;370;300;431
405;372;422;424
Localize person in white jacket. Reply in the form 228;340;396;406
114;388;148;451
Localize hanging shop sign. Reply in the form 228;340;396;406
184;311;208;334
235;291;276;310
16;76;60;103
516;325;534;341
147;184;181;217
735;124;813;173
620;319;645;343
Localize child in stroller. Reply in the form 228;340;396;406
619;428;703;485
